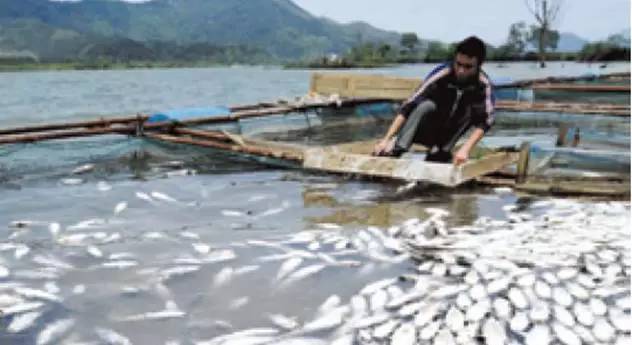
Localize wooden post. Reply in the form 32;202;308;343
556;123;570;147
572;127;581;147
516;142;531;184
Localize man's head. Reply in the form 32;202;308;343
453;36;486;83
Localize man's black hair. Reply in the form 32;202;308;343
455;36;486;65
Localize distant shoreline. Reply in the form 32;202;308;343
1;59;629;72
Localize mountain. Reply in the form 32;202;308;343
0;0;402;61
556;32;589;53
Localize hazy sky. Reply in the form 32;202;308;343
292;0;630;45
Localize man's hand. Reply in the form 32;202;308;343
373;138;393;156
453;146;470;166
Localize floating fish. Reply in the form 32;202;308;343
552;322;581;345
95;327;132;345
192;243;211;255
229;297;249;310
36;318;75;345
525;324;551;345
0;265;9;278
221;210;246;217
61;178;83;186
213;267;234;287
72;285;86;294
282;264;325;286
102;260;138;269
509;312;529;332
114;202;128;215
301;308;345;333
390;323;416;345
482;318;506;345
72;164;94;175
151;191;179;203
7;311;43;333
268;314;299;330
14;287;61;303
445;306;465;332
97;181;112;192
373;319;400;339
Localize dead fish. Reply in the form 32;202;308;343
301;308;345;333
44;282;60;295
7;311;43;333
143;232;166;240
268;314;299;330
534;280;552;299
102;260;138;269
282;264;325;286
419;320;441;341
192;243;211;255
213;267;234;287
352;313;390;329
2;301;45;316
97;181;112;192
482;318;506;345
121;301;185;321
552;322;582;345
72;164;94;175
95;327;132;345
525;324;551;345
372;319;400;339
179;231;200;240
445;306;465;332
493;298;512;319
229;297;249;310
151;191;179;203
359;278;397;296
530;301;551;322
317;223;342;230
221;210;246;217
234;265;260;276
161;266;200;280
114;202;128;215
390;323;416;345
61;178;83;186
573;302;595;326
135;191;154;203
508;287;529;309
72;285;86;294
318;295;341;315
86;246;103;258
509;312;530;332
466;299;491;322
48;223;61;237
66;218;107;231
36;318;75;345
203;249;236;263
592;319;616;343
0;265;9;278
553;305;576;327
487;277;511;295
14;287;61;303
552;287;573;307
256;201;290;218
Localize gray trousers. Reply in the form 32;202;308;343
394;100;474;162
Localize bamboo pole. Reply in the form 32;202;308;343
516;142;531;184
0;126;134;144
144;132;303;161
495;71;630;89
496;100;629;116
0;115;147;135
530;83;630;92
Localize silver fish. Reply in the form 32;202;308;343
508;287;529;309
268;314;299;330
213;267;234;287
419;320;441;341
2;301;45;316
36;318;75;345
14;287;61;303
151;191;179;203
276;257;303;281
482;317;506;345
114;202;127;215
97;181;112;192
228;297;249;310
552;322;581;345
445;306;465;332
493;297;512;319
592;319;616;343
391;323;417;345
282;264;325;286
553;305;576;327
525;324;551;345
7;311;43;333
301;308;345;333
552;287;573;307
509;312;530;332
95;327;132;345
318;295;341;314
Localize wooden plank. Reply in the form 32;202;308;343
302;147;518;187
460;151;520;181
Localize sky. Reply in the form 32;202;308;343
291;0;631;45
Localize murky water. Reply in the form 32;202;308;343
0;63;629;344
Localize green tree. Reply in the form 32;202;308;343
401;32;420;55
